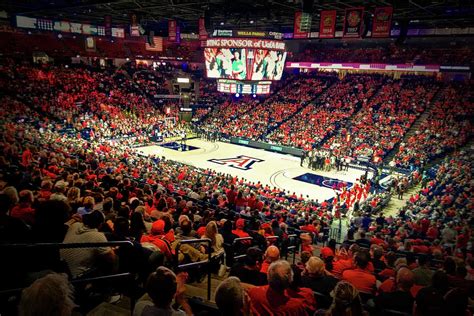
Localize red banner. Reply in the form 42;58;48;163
198;17;207;41
293;11;311;39
104;15;112;37
372;7;393;37
168;20;177;42
343;7;364;38
130;13;139;37
145;36;163;52
319;10;336;38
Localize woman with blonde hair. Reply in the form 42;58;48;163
202;221;224;256
66;187;81;213
318;281;368;316
201;221;226;276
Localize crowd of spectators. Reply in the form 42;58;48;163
0;57;472;315
266;74;384;150
322;76;439;163
393;83;473;168
200;76;325;140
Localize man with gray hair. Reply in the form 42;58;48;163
248;260;316;315
215;276;249;316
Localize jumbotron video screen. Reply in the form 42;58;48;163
204;38;287;81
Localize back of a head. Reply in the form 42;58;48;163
265;245;280;262
306;256;325;277
354;250;370;270
431;270;449;292
245;247;263;267
82;210;104;229
396;267;414;292
330;281;363;315
19;273;75;316
215;277;244;316
267;260;293;292
146;266;177;308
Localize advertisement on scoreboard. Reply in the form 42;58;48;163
250;49;286;80
204;48;247;80
204;44;287;81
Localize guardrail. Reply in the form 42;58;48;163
0;241;137;309
232;237;254;261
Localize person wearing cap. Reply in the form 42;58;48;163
61;210;116;278
232;218;251;245
140;219;173;260
260;245;280;274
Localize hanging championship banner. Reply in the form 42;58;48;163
372;7;393;37
104;15;112;37
130;13;140;36
168;20;177;41
198;17;207;40
319;10;336;38
343;7;364;38
294;11;311;39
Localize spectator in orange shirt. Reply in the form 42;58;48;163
342;251;376;294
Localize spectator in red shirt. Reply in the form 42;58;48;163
226;185;237;206
10;190;35;225
248;260;316;315
342;251;376;294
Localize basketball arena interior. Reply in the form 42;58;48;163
0;0;473;315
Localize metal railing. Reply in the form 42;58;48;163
231;237;254;261
285;234;299;264
0;241;137;307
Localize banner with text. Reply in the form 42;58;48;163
372;7;393;37
146;36;163;52
104;15;112;37
130;13;140;36
204;38;286;51
168;20;177;42
294;11;311;39
343;7;364;38
198;17;207;40
319;10;337;38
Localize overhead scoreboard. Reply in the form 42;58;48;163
217;79;271;95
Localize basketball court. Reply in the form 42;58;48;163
134;139;366;201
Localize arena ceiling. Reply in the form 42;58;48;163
2;0;474;33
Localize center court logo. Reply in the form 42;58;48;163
208;155;264;170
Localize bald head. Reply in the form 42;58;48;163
265;245;280;262
396;267;414;291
